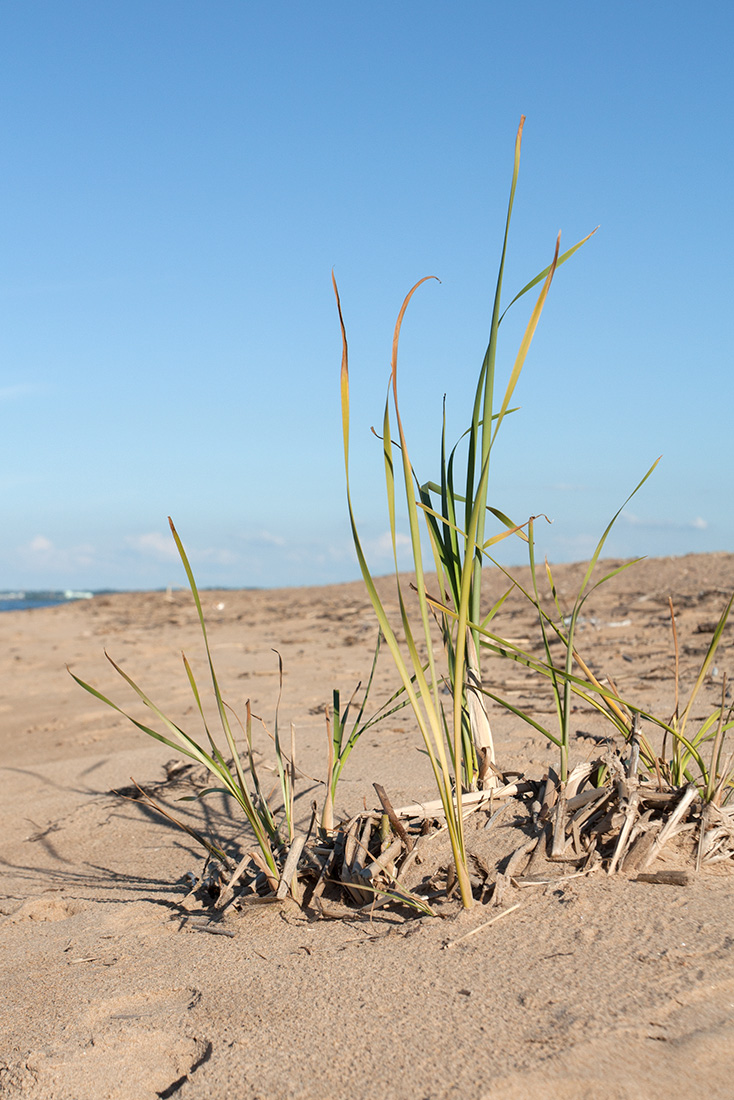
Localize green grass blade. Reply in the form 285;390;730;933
71;667;227;775
575;458;661;602
499;228;598;323
168;519;254;807
477;688;561;746
678;592;734;740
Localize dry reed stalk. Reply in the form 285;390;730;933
505;835;540;879
639;783;699;871
393;782;531;821
636;870;690;886
373;783;413;851
276;836;306;900
443;903;522;949
607;791;641;874
465;631;498;789
360;837;404;882
248;849;279;894
524;824;551;876
565;762;594;798
215;852;254;910
620;812;660;873
567;788;613;830
550;791;569;860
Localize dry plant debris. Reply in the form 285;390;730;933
168;742;734;927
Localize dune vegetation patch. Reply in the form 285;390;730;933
73;120;734;926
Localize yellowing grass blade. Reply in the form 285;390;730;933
491;233;560;447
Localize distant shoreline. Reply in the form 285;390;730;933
0;587;261;612
0;590;97;612
2;551;731;613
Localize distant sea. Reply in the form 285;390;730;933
0;590;100;612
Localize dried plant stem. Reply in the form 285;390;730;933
373;783;413;852
249;848;279;893
276;836;306;900
443;903;522;949
394;783;531;821
639;783;699;871
607;791;641;874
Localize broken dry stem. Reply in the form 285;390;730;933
373;783;413;852
276;835;306;900
639;783;699;871
444;903;523;949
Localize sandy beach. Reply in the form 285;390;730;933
2;552;734;1100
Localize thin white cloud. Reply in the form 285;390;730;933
237;530;288;549
196;546;239;566
367;531;413;559
550;533;598;554
0;383;39;402
25;536;96;571
255;531;287;548
621;512;708;531
125;532;180;561
127;533;243;568
29;535;53;553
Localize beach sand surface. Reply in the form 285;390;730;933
2;553;734;1099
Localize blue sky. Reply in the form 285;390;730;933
1;2;732;590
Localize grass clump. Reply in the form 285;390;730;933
73;518;431;914
73;117;734;920
480;512;734;806
461;510;734;877
335;116;595;907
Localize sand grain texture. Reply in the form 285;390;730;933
2;553;734;1099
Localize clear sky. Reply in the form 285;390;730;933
2;2;732;591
